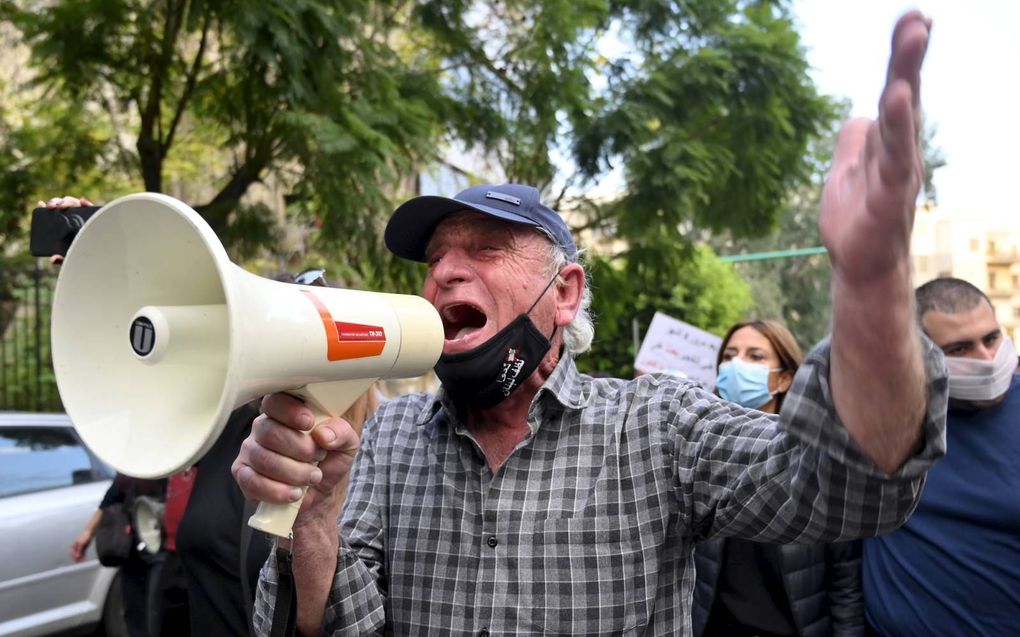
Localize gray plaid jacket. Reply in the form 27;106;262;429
254;338;948;636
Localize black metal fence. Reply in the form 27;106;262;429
1;264;62;411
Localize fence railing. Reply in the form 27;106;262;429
1;264;61;412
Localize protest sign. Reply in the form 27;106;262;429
634;312;722;390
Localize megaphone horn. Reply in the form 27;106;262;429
52;193;443;537
132;495;165;555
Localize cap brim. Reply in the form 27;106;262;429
384;195;539;262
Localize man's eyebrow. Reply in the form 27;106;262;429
940;338;974;352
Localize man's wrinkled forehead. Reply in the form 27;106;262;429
424;211;547;258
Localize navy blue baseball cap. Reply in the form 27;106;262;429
384;183;578;263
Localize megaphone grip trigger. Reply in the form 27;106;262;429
247;498;305;538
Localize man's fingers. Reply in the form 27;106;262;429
245;436;322;486
873;12;928;195
885;12;930;122
233;432;321;498
232;459;305;504
260;393;315;432
252;413;324;463
43;195;89;209
876;80;919;186
831;118;870;170
257;393;360;454
310;417;359;454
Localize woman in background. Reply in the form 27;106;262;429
692;319;864;637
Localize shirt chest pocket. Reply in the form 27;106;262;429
506;515;650;635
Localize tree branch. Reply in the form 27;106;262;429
195;140;276;235
98;88;140;173
136;0;187;191
163;4;210;153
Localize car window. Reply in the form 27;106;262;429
0;427;97;497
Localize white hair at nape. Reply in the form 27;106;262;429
538;232;595;355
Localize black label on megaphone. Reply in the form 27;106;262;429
130;317;156;356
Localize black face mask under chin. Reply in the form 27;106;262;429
434;275;558;410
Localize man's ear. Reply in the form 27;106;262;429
555;263;585;328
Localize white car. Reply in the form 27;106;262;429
0;413;126;637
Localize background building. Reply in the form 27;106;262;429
911;204;1020;340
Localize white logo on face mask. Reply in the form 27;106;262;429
946;335;1018;401
497;348;526;396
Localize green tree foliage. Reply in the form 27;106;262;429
1;0;446;263
702;119;838;351
566;0;837;373
1;0;837;379
571;1;836;242
711;188;833;351
581;244;752;377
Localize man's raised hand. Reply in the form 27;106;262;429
820;11;931;287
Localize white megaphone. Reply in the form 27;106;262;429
132;495;165;555
51;193;443;537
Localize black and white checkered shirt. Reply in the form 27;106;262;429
255;338;947;636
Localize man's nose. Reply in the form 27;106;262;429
429;249;474;287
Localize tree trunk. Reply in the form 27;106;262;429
137;137;163;193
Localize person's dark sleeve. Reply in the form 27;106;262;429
827;540;865;637
99;475;128;508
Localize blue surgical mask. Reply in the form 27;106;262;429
715;359;782;410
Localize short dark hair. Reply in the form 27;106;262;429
915;277;991;323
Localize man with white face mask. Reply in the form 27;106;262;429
862;277;1020;637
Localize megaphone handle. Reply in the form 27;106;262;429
246;378;376;538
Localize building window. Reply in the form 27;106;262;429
970;238;980;252
989;272;997;289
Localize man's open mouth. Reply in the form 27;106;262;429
441;303;488;341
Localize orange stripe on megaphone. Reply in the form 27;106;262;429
299;290;387;361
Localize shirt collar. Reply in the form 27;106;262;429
536;354;591;410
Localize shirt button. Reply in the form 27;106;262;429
479;630;490;637
486;536;498;548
